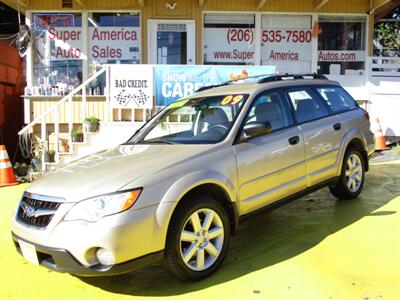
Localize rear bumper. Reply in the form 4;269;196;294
12;232;164;276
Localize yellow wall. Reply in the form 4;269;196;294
30;96;106;123
25;0;370;13
25;0;371;64
23;0;371;124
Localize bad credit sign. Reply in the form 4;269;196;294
110;65;153;109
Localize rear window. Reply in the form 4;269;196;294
315;87;357;113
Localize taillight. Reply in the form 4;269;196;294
362;109;370;120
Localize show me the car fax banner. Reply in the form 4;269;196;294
155;65;276;106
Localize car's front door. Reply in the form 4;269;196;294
233;89;307;215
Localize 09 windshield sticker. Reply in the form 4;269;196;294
168;99;189;109
221;95;244;105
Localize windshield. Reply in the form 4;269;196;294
127;94;248;144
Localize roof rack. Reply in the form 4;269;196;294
195;73;280;92
258;73;328;83
195;73;328;93
195;82;231;92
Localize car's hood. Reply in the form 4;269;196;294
26;144;211;202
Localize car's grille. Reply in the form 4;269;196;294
17;194;62;228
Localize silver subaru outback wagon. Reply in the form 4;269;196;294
12;74;375;281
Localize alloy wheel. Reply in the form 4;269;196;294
345;153;363;193
179;208;224;271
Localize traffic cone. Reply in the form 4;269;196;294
373;117;389;151
0;145;19;187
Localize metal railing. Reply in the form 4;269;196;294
369;56;400;77
18;66;107;172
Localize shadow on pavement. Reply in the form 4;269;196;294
80;163;400;296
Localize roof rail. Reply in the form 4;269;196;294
195;73;328;93
258;73;328;83
195;82;231;92
195;73;280;92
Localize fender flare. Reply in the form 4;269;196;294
154;170;239;247
336;128;368;176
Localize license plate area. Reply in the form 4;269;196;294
19;239;39;265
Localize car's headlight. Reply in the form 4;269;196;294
64;188;142;222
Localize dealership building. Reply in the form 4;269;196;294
2;0;400;168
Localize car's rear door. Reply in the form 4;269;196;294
233;89;307;215
285;86;342;187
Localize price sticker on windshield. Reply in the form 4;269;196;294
221;95;244;105
168;99;189;109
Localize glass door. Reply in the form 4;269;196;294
148;20;195;64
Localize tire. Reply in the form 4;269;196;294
164;194;231;281
329;148;365;199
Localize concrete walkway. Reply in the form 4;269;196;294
1;162;399;300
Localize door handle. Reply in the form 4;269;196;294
333;123;341;131
288;136;300;145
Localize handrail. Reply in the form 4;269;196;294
18;66;107;135
19;66;107;173
369;56;400;78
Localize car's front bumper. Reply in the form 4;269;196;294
12;232;164;276
12;197;177;275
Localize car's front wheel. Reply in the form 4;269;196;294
330;148;365;199
164;195;230;281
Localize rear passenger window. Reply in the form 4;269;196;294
287;88;329;123
315;87;357;113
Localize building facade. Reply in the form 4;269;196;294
3;0;385;93
1;0;399;168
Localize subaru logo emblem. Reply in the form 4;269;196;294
26;206;36;217
21;203;36;218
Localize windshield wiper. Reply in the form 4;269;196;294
142;139;176;144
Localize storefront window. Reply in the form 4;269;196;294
87;13;140;94
32;13;83;94
203;13;255;65
318;16;366;75
88;13;140;69
261;14;312;73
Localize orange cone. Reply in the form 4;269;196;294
0;145;19;187
373;117;389;151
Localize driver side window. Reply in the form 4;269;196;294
244;91;294;132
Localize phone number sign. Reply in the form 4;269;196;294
203;28;255;63
261;28;312;62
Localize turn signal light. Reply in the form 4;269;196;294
122;189;142;211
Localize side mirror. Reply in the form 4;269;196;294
243;122;272;139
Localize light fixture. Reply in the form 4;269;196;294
166;2;177;10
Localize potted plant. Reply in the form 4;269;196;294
60;138;70;152
71;128;84;142
84;116;100;132
31;141;44;171
14;162;29;177
45;149;56;163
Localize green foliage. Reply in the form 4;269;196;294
32;141;45;159
376;22;400;50
396;144;400;156
71;128;83;137
14;162;28;169
84;116;100;123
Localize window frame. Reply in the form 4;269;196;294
284;85;331;125
311;85;359;115
234;88;296;144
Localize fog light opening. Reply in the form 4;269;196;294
96;248;115;266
